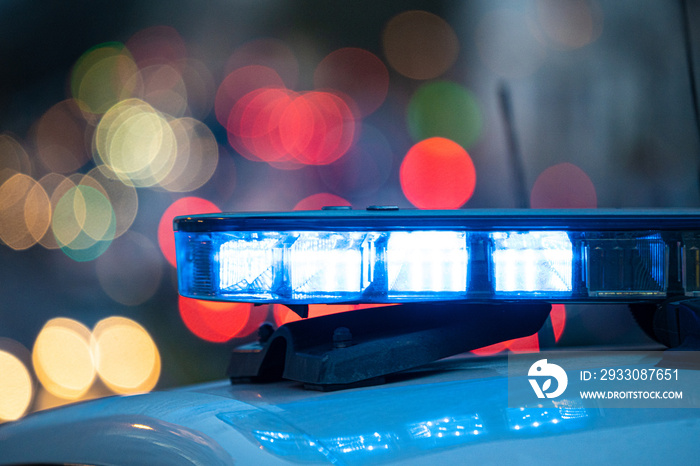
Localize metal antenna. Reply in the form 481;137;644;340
498;82;530;208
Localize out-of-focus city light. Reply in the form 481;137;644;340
530;163;597;208
314;47;389;117
52;184;116;261
32;99;91;174
0;173;51;250
71;43;140;116
215;65;286;128
80;168;138;239
382;10;459;80
92;317;161;394
159;117;219;192
32;318;96;400
407;81;482;150
94;98;178;188
0;340;34;423
179;297;253;343
536;0;603;50
135;64;189;117
400;137;476;209
158;196;221;267
227;87;357;167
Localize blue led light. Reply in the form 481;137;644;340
219;233;280;297
491;231;573;296
288;232;369;299
386;231;468;296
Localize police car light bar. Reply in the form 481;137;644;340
173;209;700;305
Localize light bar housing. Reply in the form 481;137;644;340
173;209;700;305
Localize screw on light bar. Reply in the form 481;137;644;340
173;209;700;305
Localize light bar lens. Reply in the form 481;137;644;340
288;232;368;299
491;231;572;296
219;233;279;299
175;223;700;304
585;234;667;297
387;231;468;297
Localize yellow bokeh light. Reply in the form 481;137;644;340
95;99;178;187
82;168;138;239
137;64;189;117
39;175;76;249
32;318;96;400
0;341;34;422
52;185;115;248
71;43;140;115
93;317;161;394
159;117;219;192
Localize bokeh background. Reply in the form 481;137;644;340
1;0;699;422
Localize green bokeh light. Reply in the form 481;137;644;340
407;81;482;149
53;185;116;262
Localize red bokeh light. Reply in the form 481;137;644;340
227;88;356;167
550;303;566;341
235;304;270;339
228;87;293;163
157;196;220;267
530;162;597;208
293;193;351;210
314;47;389;117
400;137;476;209
214;65;285;128
178;297;252;343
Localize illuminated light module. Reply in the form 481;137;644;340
174;209;700;304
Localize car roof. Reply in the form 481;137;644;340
1;351;699;465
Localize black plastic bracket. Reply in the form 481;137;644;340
653;298;700;349
227;301;552;390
